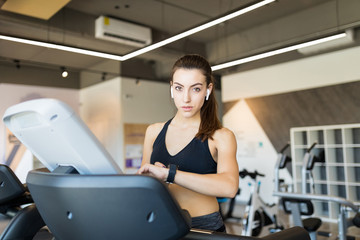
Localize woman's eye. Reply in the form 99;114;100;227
193;88;201;92
174;86;182;91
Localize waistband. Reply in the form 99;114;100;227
191;211;225;232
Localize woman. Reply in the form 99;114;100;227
137;54;239;232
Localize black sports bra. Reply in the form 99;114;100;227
150;119;217;174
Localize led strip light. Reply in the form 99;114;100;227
0;0;347;71
0;0;275;62
211;32;347;71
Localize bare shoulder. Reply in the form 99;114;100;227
142;122;167;164
213;127;236;142
145;122;166;139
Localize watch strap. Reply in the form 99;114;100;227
166;164;177;183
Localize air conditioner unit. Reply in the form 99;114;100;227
95;16;152;47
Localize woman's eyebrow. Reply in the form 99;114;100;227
173;82;204;87
190;83;204;87
173;82;184;87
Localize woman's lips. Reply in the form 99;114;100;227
182;106;193;111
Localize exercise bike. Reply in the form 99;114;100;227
241;143;292;237
220;143;290;236
240;169;284;237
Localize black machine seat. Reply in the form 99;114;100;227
302;218;322;232
281;198;322;233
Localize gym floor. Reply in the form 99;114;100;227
1;203;360;239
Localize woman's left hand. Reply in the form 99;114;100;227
137;162;169;181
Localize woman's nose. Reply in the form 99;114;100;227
183;91;191;102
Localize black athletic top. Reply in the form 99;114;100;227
150;119;217;174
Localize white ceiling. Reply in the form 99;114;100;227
0;0;360;87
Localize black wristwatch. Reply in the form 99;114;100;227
166;164;177;183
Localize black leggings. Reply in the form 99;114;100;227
191;211;226;233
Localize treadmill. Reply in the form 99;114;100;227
2;98;310;240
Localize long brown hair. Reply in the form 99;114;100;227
171;54;222;141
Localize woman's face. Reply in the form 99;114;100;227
171;68;212;118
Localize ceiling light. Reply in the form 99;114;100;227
211;32;347;71
0;0;274;62
0;35;124;61
297;29;354;55
121;0;275;60
61;67;68;78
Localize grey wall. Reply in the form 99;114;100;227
245;81;360;152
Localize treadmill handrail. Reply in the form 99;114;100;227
273;191;359;212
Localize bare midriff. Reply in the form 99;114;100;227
168;184;219;217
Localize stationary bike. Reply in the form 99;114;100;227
241;143;292;237
240;169;284;236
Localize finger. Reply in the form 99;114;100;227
154;162;166;168
137;165;148;174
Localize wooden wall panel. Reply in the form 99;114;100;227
245;81;360;152
124;123;148;145
223;100;240;116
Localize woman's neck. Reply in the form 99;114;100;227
172;112;201;129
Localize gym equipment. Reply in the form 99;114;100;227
274;142;360;240
2;98;122;175
0;164;32;217
240;169;284;237
0;164;45;240
274;192;360;240
274;142;322;240
218;188;242;221
240;143;293;236
2;98;311;240
274;143;292;193
25;168;311;240
222;143;291;225
301;142;325;194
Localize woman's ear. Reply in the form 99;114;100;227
170;81;174;98
206;89;210;101
205;83;213;101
